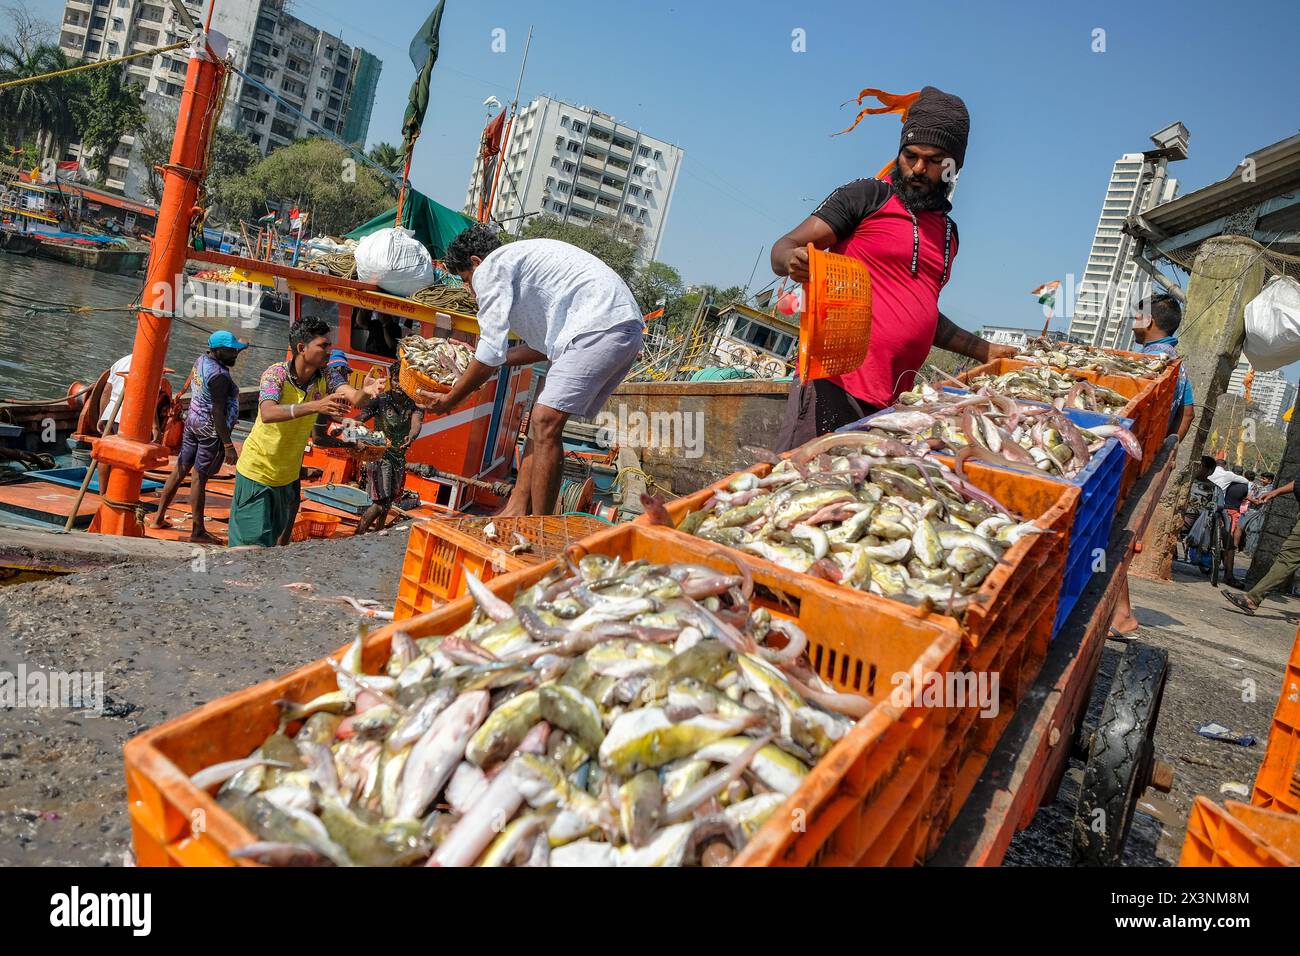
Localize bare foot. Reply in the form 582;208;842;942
150;513;173;529
188;530;221;545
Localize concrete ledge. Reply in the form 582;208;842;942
0;521;208;574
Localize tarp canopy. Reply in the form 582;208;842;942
344;188;474;261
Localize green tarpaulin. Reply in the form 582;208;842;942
344;188;474;261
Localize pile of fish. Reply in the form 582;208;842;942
965;365;1130;414
349;423;389;448
1016;338;1171;378
197;555;867;867
656;434;1045;615
876;382;1141;479
399;335;474;386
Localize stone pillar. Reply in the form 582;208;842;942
1245;411;1300;591
1130;236;1266;580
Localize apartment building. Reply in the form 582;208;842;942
57;0;380;196
1226;357;1295;426
464;95;683;263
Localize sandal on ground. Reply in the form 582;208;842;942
1223;591;1257;615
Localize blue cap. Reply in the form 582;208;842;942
208;330;248;351
328;348;350;367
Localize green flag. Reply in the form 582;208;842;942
402;1;445;151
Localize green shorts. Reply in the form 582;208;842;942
228;473;300;547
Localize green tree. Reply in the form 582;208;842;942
214;138;389;236
0;42;77;158
517;215;637;283
367;141;403;196
629;260;684;314
69;66;146;181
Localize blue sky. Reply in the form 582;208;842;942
29;0;1300;360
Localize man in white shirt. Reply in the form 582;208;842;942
417;225;644;516
99;354;134;432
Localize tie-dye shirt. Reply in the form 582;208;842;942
184;352;239;438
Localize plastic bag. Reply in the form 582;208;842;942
1243;276;1300;372
1187;510;1211;550
353;227;436;297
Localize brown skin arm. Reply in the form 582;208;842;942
771;215;837;283
1174;404;1194;441
507;345;548;366
259;394;349;424
403;407;422;450
415;359;497;415
933;313;1016;363
208;375;238;464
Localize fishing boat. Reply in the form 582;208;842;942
0;227;39;256
1;173;153;275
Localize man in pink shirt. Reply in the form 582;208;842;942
770;86;1014;450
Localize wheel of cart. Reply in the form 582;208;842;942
1070;641;1170;865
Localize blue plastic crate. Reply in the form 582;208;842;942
836;398;1132;637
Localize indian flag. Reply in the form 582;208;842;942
1031;280;1061;310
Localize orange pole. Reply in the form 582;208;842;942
483;115;513;225
394;146;414;229
94;44;225;536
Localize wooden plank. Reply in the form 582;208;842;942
930;440;1180;866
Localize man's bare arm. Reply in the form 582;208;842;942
771;216;838;282
1174;404;1194;441
933;313;1013;363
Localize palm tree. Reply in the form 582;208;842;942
0;43;78;160
368;141;403;196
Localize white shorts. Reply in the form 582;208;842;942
536;322;643;419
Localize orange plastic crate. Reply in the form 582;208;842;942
958;356;1163;499
1179;797;1300;866
123;522;960;868
647;456;1077;653
393;514;608;619
798;244;871;381
1253;623;1300;814
289;512;342;542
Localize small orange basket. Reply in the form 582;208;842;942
798;243;872;381
290;512;342;542
397;350;451;398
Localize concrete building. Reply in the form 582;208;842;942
1067;126;1188;352
464;95;684;263
57;0;380;196
1226;357;1294;426
211;0;380;153
978;325;1082;350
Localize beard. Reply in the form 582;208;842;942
890;160;950;212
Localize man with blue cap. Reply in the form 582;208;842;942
150;330;248;543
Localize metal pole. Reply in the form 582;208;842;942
484;26;531;226
94;38;224;536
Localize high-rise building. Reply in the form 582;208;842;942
1067;153;1179;352
1226;358;1294;427
464;95;684;263
57;0;381;197
211;0;380;154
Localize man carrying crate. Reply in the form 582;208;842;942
768;86;1015;450
415;224;644;516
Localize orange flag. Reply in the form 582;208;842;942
833;88;921;137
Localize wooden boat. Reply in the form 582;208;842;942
0;248;532;544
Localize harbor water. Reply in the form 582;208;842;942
0;255;292;402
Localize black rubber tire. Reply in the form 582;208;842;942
1071;642;1170;866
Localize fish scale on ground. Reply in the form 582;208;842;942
196;553;862;866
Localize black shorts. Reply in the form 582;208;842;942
774;378;880;454
178;429;224;478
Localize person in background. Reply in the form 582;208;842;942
768;86;1016;448
1225;474;1300;615
1251;471;1274;500
1109;294;1197;636
227;317;349;547
419;224;644;516
150;331;247;543
354;361;422;535
98;354;134;436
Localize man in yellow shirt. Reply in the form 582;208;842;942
228;317;350;547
